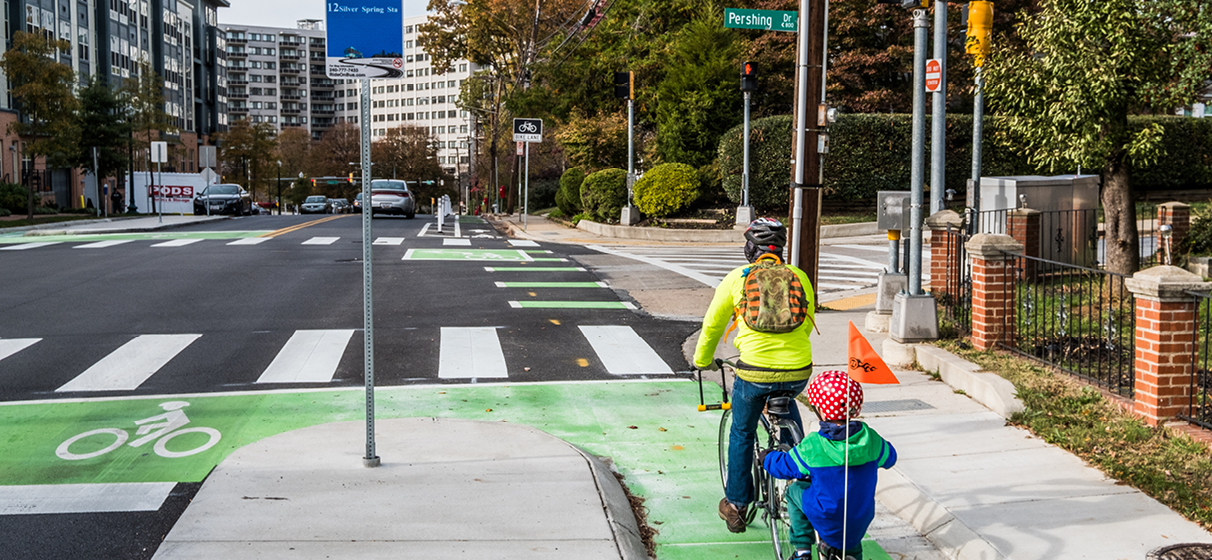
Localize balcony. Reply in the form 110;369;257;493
281;94;302;100
310;109;335;115
228;92;248;99
280;65;302;73
227;36;247;44
228;79;248;85
229;106;249;113
280;38;304;46
279;52;301;60
227;50;248;58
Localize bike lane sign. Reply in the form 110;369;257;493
513;118;543;143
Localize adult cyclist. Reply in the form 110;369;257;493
693;217;816;533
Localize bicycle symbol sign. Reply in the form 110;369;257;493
512;118;543;143
56;401;221;461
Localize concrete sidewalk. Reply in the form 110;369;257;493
4;214;229;236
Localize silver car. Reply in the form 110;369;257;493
370;180;416;218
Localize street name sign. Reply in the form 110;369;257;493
325;1;405;79
925;59;942;93
724;8;797;32
513;118;543;143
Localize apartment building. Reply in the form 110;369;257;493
0;0;229;207
222;16;476;178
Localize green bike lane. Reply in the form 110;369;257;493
0;230;272;243
1;380;889;559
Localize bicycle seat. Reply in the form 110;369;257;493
766;396;794;417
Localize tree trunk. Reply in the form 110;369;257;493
1101;156;1138;276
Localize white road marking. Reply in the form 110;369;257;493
588;244;721;287
373;237;406;245
833;244;893;253
438;327;508;379
417;222;432;237
443;238;471;246
509;240;540;247
56;334;201;392
256;329;355;383
0;242;60;251
227;237;270;245
150;239;203;247
73;240;132;249
579;326;673;375
302;237;339;245
0;482;176;515
819;253;887;268
0;338;40;362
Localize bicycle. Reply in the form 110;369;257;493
56;401;222;461
698;358;805;560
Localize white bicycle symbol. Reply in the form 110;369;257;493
518;121;538;133
56;401;222;461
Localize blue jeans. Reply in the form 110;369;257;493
725;376;809;508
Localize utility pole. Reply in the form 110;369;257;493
789;0;826;295
930;0;947;214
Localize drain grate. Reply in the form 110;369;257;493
863;399;935;413
1149;544;1212;560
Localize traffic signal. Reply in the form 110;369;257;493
966;1;993;67
741;61;758;92
614;71;633;100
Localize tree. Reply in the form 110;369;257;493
555;110;628;170
0;32;80;218
216;120;277;202
119;60;177;212
655;10;743;167
77;74;127;206
372;126;455;207
309;122;361;178
985;0;1212;275
274;127;312;204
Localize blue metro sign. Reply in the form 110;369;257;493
325;1;405;79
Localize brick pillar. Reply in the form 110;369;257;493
966;234;1024;350
1125;266;1211;426
925;210;962;295
1158;202;1191;257
1007;208;1040;279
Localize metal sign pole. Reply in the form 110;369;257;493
156;160;163;224
742;91;751;207
524;141;530;231
789;0;810;269
930;0;947;215
909;9;929;295
360;78;379;468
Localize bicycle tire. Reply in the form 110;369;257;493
719;409;759;525
768;476;794;560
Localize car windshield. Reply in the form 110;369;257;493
371;180;409;191
208;185;239;195
305;196;326;203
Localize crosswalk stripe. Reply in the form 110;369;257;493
74;240;132;249
56;334;201;392
0;482;176;515
373;237;406;245
227;237;271;245
494;281;607;288
485;267;586;272
0;242;60;251
256;330;355;383
443;238;471;246
509;301;636;310
301;237;339;245
833;244;893;252
438;327;508;379
0;338;40;362
579;326;673;375
150;239;203;248
508;240;540;247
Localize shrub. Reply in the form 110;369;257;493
34;205;57;215
718;115;794;213
525;177;559;211
0;183;28;213
696;161;729;208
556;167;585;216
580;168;628;223
633;163;699;217
0;208;10;217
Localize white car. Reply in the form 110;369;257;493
369;180;416;219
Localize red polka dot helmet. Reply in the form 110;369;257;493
807;370;863;421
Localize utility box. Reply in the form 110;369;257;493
876;191;911;231
972;175;1100;267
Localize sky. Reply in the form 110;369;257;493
219;0;431;30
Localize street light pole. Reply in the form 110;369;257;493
276;160;282;215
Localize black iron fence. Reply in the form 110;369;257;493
1185;291;1212;430
973;205;1163;270
936;224;972;336
999;252;1136;397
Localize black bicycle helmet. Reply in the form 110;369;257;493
744;218;786;263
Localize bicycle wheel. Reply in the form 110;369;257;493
719;409;759;525
767;476;794;560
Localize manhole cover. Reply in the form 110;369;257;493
863;399;935;413
1149;544;1212;560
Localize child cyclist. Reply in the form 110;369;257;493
760;370;898;560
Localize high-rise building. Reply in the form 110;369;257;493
0;0;229;208
222;16;476;178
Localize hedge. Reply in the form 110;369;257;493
556;167;585;216
580;168;628;223
717;114;1212;210
633;163;699;217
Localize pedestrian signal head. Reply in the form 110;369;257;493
614;71;633;100
741;61;758;92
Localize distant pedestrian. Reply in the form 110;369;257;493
761;371;898;560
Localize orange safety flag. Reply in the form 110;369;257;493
848;321;899;384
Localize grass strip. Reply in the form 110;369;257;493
933;340;1212;530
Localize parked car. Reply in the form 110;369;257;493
300;195;332;214
369;180;416;218
331;199;350;213
194;184;252;216
352;192;363;213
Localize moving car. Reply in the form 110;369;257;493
300;195;332;214
331;199;350;213
194;184;252;216
369;180;416;219
352;192;363;213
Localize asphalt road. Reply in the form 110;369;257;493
0;213;698;559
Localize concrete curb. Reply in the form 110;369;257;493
574;219;880;242
22;215;231;237
575;450;651;560
875;469;1010;560
914;345;1025;419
